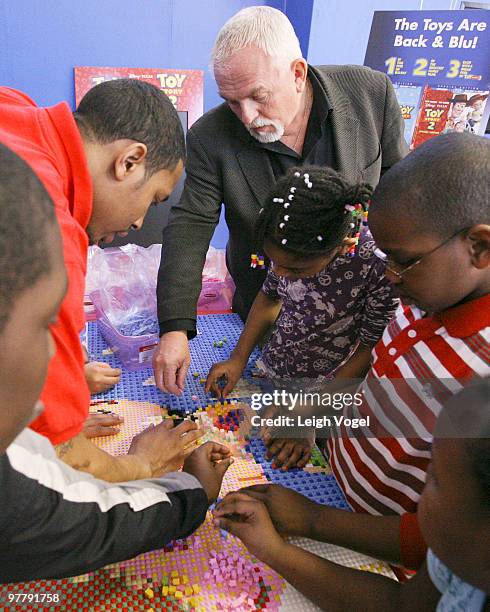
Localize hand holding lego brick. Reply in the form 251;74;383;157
213;492;285;563
127;419;203;477
239;483;318;538
205;357;246;398
84;361;122;394
183;441;233;502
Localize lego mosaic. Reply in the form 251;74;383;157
0;316;395;611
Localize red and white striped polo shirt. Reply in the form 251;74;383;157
328;293;490;517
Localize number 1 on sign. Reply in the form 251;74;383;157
385;57;397;75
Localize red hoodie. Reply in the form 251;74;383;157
0;87;93;444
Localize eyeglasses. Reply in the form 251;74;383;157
373;228;468;280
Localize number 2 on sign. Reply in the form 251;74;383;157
413;58;429;76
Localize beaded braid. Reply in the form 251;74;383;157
251;166;372;267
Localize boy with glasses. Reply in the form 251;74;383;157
221;132;490;574
373;227;469;280
327;132;490;568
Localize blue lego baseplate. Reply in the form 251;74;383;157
87;314;263;412
87;313;351;511
245;439;350;509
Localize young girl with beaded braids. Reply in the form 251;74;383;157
206;166;398;469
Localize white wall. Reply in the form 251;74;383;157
307;0;455;66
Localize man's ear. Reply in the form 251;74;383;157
114;142;147;182
291;58;308;92
467;224;490;269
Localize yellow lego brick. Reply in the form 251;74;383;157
182;574;189;584
171;570;179;577
168;585;176;595
185;586;193;596
175;590;183;598
161;586;169;596
144;587;154;599
172;578;180;586
192;584;201;594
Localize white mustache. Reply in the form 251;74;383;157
245;117;285;143
247;117;281;129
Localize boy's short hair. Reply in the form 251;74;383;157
0;143;56;332
371;133;490;237
74;79;185;177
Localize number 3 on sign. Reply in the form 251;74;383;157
446;60;461;78
413;58;429;76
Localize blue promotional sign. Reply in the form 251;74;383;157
365;11;490;147
365;11;490;88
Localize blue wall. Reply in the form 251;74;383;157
0;0;313;248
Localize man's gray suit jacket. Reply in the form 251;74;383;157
157;64;408;336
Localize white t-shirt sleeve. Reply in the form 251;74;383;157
427;549;487;612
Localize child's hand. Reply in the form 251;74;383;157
213;492;285;563
238;483;318;538
264;437;313;470
258;406;314;469
263;431;315;470
128;420;203;477
183;442;233;502
83;412;124;438
85;361;122;394
205;357;245;398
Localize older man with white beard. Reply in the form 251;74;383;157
153;6;407;395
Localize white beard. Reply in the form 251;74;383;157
245;117;285;143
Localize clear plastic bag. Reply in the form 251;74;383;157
198;246;235;313
88;244;160;336
87;243;235;324
86;244;235;368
